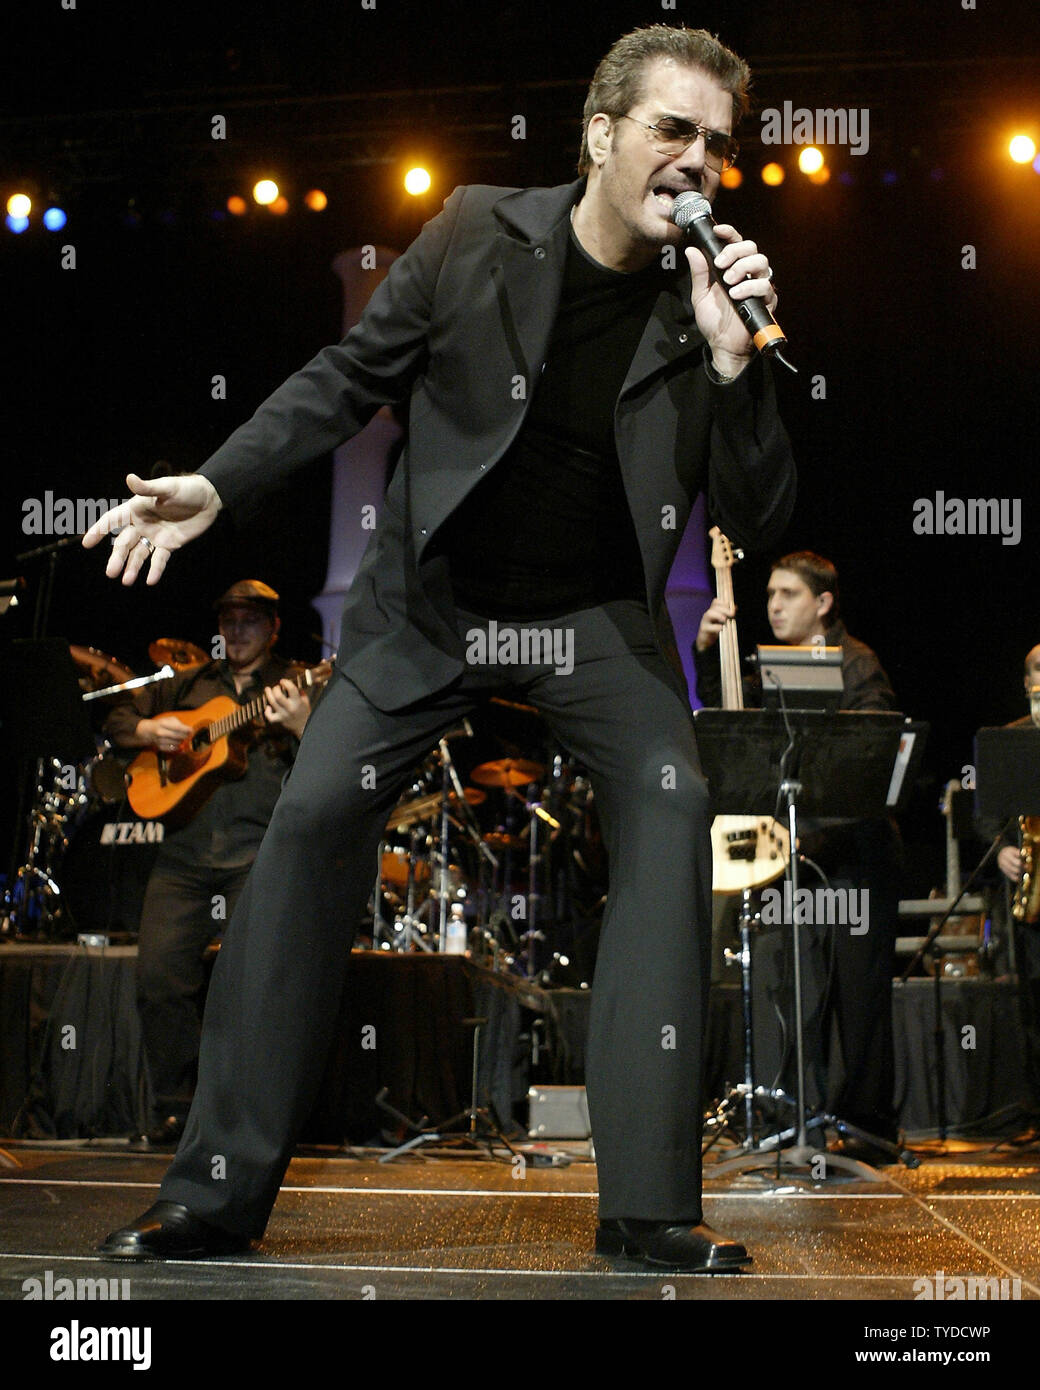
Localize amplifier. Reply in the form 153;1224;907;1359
527;1085;591;1139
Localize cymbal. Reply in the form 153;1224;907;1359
470;757;544;788
385;784;487;831
69;645;135;693
150;637;209;670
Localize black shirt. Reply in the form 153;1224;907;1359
435;226;666;618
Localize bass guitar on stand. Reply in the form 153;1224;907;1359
707;527;789;893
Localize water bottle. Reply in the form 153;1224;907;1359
445;902;468;955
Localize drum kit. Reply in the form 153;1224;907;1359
370;711;605;980
2;638;208;940
5;644;608;978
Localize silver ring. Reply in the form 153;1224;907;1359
139;538;155;554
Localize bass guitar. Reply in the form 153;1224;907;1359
707;527;790;893
127;661;331;828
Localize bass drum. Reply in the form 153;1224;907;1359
58;801;164;938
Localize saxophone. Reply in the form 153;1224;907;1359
1013;817;1040;924
1015;688;1040;924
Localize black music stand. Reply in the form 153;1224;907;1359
0;638;96;763
694;708;919;1180
974;727;1040;824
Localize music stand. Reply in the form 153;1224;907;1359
974;727;1040;822
694;708;918;1181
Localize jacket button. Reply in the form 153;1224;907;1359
420;527;428;536
533;246;546;260
678;333;688;343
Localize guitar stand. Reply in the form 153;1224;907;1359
377;1017;519;1163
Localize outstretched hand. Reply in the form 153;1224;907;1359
81;473;222;585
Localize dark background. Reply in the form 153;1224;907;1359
3;0;1039;893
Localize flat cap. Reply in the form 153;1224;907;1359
213;579;280;611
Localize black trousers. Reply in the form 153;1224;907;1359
136;859;252;1115
159;600;713;1237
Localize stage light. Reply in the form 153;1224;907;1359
253;179;279;206
720;167;742;189
404;167;432;196
304;189;328;211
809;165;831;185
761;162;785;186
798;147;824;175
42;207;67;231
6;214;29;233
227;195;247;216
1009;134;1037;164
269;195;289;215
7;193;31;218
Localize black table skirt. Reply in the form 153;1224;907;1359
0;947;537;1142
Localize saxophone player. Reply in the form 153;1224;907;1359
996;644;1040;895
990;644;1040;1107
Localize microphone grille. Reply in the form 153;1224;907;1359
671;191;712;229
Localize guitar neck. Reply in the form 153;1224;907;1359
716;562;744;711
205;665;328;744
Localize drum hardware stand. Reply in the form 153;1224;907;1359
1;639;98;938
391;825;437;953
503;781;559;980
702;887;799;1152
433;725;475;952
376;1016;519;1162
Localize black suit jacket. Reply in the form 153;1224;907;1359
200;180;796;710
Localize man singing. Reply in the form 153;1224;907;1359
85;24;795;1270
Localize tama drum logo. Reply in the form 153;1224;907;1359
99;821;164;845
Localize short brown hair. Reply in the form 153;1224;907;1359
771;551;841;620
579;25;751;175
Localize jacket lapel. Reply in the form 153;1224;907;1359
490;181;579;381
620;260;704;396
492;180;705;392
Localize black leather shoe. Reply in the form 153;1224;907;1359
595;1218;751;1272
98;1202;252;1261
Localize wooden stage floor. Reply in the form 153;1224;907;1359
1;1132;1039;1366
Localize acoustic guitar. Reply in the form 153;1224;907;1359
127;661;331;828
706;527;790;893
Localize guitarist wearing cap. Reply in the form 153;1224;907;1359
104;580;315;1147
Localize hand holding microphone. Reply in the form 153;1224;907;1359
670;192;796;374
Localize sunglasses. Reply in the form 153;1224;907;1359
619;115;739;171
